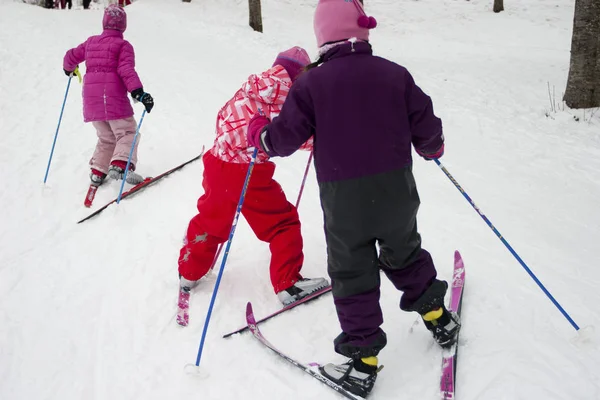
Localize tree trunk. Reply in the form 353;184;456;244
249;0;263;33
564;0;600;109
493;0;504;13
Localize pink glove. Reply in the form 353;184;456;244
416;143;444;161
247;114;271;149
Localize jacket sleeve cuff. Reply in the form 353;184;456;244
259;129;277;157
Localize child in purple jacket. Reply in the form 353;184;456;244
63;4;154;186
247;0;459;397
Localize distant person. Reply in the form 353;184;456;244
62;4;154;186
59;0;72;9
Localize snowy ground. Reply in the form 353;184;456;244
1;0;599;399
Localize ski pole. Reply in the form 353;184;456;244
434;159;580;331
117;110;146;204
44;76;72;184
209;150;313;270
195;147;259;367
295;150;313;209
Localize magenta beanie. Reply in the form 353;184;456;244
103;4;127;32
313;0;377;47
272;46;311;82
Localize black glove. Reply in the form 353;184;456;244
416;143;445;161
131;88;154;113
64;68;74;76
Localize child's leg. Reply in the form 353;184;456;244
178;153;238;282
319;177;387;359
380;246;444;311
326;230;387;358
178;214;227;282
374;167;444;312
107;117;140;169
241;164;303;294
375;167;458;346
90;121;117;174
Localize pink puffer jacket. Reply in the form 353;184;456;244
63;29;143;122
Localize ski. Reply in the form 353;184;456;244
84;184;99;208
83;177;152;208
440;250;466;400
176;287;191;327
77;147;205;224
223;285;332;338
246;302;361;400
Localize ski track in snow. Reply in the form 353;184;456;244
1;0;599;399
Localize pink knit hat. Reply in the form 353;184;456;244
103;4;127;32
272;46;311;82
313;0;377;48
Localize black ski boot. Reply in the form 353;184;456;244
422;304;461;348
409;279;461;348
320;357;382;398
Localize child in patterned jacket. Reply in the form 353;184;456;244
63;4;154;186
178;47;329;305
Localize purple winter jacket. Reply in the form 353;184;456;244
261;41;443;183
63;30;143;122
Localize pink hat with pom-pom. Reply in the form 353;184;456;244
313;0;377;48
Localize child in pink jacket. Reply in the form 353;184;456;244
178;47;329;306
63;4;154;186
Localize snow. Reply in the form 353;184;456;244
1;0;600;399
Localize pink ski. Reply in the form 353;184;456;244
246;302;361;400
176;288;190;327
440;250;465;399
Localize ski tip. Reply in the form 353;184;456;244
454;250;464;267
246;302;256;325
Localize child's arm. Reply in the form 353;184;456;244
404;71;444;158
63;40;87;72
117;41;143;93
254;80;315;158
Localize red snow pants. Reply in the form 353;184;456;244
178;152;303;293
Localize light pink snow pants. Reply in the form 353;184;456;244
89;117;140;174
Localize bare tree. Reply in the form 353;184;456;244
493;0;504;13
564;0;600;109
249;0;263;33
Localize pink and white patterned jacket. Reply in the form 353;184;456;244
210;65;312;164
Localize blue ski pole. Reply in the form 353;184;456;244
116;110;146;204
195;147;258;367
434;158;579;331
44;76;72;184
